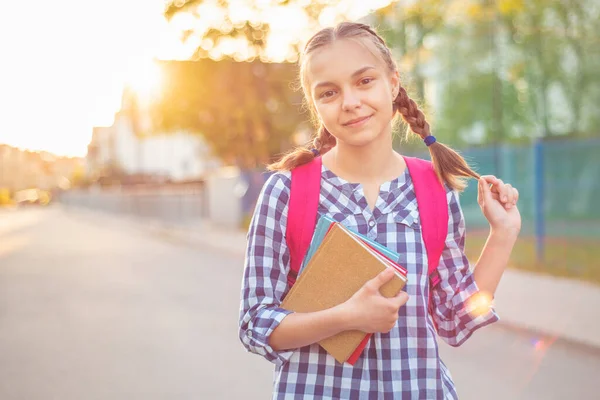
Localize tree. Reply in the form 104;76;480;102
499;0;600;138
372;0;448;104
163;0;388;62
374;0;600;150
146;59;306;169
433;0;531;148
159;0;407;167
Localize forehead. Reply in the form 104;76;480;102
307;38;387;88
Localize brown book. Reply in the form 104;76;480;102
281;222;407;364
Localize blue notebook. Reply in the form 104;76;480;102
300;214;404;275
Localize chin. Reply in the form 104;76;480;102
340;127;384;147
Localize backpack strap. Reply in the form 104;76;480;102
402;156;448;287
285;156;322;287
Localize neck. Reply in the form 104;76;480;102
325;129;404;184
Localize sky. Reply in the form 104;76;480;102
0;0;393;158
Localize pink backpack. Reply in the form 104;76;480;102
285;156;448;347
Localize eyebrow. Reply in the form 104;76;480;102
313;65;376;91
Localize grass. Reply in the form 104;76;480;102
465;230;600;286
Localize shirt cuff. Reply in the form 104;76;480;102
244;307;295;366
451;284;500;346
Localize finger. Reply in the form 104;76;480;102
368;268;395;290
392;291;409;307
481;187;501;202
480;175;507;199
478;177;493;203
513;187;519;205
504;183;514;204
493;179;509;202
480;175;502;188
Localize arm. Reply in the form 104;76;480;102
270;268;409;351
473;176;521;296
239;173;355;362
268;306;351;351
238;172;297;366
472;229;518;296
431;178;521;347
430;188;500;347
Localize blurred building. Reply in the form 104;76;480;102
87;89;220;184
0;144;82;192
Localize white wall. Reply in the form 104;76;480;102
206;166;242;229
109;113;219;181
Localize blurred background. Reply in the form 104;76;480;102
1;1;599;399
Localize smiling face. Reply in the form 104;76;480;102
305;38;399;148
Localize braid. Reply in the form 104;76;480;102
394;86;431;139
312;126;336;154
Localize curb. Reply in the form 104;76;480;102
493;320;600;355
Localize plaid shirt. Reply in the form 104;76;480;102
239;163;499;399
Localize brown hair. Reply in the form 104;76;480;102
267;21;479;191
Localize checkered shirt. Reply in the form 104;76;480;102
239;163;499;399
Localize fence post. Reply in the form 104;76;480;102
533;139;545;262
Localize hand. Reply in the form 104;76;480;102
478;175;522;235
341;268;409;333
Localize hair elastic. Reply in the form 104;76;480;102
424;135;436;147
311;148;320;156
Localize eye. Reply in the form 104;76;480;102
319;90;336;99
359;77;374;85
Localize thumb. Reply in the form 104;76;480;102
368;268;395;290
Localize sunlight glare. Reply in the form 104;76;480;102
125;60;164;105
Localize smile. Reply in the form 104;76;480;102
342;115;372;127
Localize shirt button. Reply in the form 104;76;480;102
414;217;419;224
246;331;253;338
369;220;376;227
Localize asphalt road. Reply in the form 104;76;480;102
0;206;597;399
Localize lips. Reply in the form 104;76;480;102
342;115;372;127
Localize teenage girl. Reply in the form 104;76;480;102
239;22;521;399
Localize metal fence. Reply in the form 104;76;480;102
445;138;600;239
60;137;600;242
59;184;207;229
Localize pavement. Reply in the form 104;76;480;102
60;204;600;351
4;205;599;400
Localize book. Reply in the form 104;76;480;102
302;215;406;276
281;217;407;364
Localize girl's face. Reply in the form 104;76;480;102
307;38;399;148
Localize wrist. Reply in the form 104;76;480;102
334;302;357;331
489;226;519;244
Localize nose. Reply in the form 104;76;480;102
341;89;361;111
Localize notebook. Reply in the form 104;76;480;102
281;217;407;364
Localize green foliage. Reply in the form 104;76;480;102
148;59;307;169
163;0;380;61
158;0;599;168
375;0;600;147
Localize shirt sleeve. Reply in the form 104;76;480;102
238;171;295;366
430;187;499;347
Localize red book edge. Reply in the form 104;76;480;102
347;334;371;365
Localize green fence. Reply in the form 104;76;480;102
410;137;600;239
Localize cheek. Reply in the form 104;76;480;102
371;86;394;110
315;103;338;124
371;91;395;122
